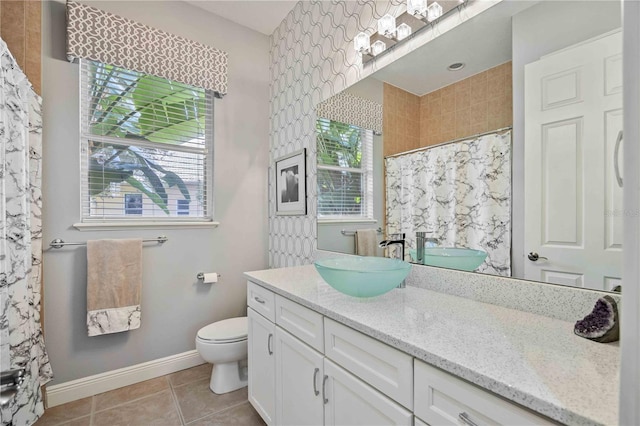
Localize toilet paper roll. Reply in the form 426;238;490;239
202;273;218;283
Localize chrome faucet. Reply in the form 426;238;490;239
379;234;406;288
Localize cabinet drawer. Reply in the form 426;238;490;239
247;281;276;322
275;295;324;352
324;318;413;410
414;360;554;425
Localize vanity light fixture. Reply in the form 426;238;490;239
397;23;412;41
354;0;470;64
372;40;387;56
354;32;371;54
407;0;428;18
378;14;397;38
426;2;444;22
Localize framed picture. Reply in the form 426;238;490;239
275;149;307;216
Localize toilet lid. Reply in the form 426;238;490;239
197;317;247;342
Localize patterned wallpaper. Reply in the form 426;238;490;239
268;0;496;267
316;91;383;134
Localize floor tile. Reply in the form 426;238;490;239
92;390;181;426
186;402;265;426
93;376;169;412
168;364;211;388
173;379;248;424
61;416;91;426
36;397;92;426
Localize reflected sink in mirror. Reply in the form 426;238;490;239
409;248;487;272
314;256;412;298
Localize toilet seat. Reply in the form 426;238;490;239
197;317;247;344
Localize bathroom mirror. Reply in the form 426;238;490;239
316;0;623;292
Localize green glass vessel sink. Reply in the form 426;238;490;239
410;247;487;271
314;256;412;298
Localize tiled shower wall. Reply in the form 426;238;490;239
383;62;513;157
268;1;496;268
421;61;512;146
0;1;42;95
383;83;421;157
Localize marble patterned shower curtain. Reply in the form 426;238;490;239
386;131;511;276
0;39;52;425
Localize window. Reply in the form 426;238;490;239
124;194;143;215
80;59;213;221
316;118;373;220
177;199;190;216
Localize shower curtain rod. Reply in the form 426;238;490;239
384;126;513;159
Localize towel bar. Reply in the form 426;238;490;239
341;227;383;236
49;236;168;249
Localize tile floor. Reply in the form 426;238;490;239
36;364;265;426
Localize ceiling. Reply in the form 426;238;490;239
184;1;297;35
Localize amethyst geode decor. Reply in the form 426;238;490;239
574;296;619;343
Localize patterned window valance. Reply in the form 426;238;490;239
66;1;228;96
316;92;383;134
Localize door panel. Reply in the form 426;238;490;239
275;327;324;425
248;308;276;425
323;359;412;426
524;30;623;289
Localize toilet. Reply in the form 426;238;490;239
195;316;248;394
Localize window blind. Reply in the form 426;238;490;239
317;118;373;220
80;59;213;221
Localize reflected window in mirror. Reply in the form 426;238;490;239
316;118;373;220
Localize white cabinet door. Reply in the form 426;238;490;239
248;308;276;425
323;359;412;426
275;327;324;425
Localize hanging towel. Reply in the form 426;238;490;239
355;229;378;257
87;239;143;336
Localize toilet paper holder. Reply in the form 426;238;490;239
197;272;222;281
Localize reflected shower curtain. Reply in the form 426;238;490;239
386;131;511;276
0;40;53;425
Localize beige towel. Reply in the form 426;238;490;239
355;229;378;257
87;239;142;336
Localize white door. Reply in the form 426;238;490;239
323;359;412;426
248;308;276;425
524;30;623;290
275;327;324;425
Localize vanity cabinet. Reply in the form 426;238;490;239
248;281;410;426
247;281;553;426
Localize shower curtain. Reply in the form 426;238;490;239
386;131;512;276
0;39;53;425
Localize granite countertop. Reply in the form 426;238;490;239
244;265;619;426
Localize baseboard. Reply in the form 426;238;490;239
45;350;205;408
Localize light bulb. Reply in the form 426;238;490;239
407;0;427;17
354;32;370;53
371;40;387;56
397;23;412;41
378;14;396;38
427;2;443;22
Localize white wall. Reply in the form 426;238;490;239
42;0;269;384
511;0;621;277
